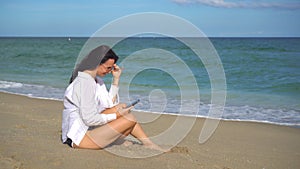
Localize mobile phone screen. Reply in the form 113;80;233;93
126;99;140;108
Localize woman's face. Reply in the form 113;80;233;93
97;58;115;77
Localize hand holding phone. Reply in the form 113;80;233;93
126;99;140;108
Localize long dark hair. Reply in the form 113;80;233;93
69;45;119;84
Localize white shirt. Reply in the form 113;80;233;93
61;72;119;145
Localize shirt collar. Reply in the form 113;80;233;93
78;71;95;80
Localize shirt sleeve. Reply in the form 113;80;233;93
74;77;117;126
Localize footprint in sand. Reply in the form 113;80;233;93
170;146;189;154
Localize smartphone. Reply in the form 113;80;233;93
126;99;140;108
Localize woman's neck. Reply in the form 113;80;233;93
83;70;96;79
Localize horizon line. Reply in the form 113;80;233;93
0;36;299;38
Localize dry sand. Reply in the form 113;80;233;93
0;92;300;169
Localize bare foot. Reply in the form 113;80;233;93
140;138;170;152
144;143;170;153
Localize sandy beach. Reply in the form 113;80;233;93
0;91;299;169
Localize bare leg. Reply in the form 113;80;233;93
76;113;136;149
116;114;168;152
75;113;167;152
130;123;168;152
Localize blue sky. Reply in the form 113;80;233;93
0;0;299;37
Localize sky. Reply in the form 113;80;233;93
0;0;299;37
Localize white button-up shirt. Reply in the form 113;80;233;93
61;72;119;145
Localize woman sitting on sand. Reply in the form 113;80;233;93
61;45;165;151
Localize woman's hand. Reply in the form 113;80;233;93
114;103;132;118
116;106;133;117
111;64;122;79
114;103;126;110
101;103;126;116
112;64;122;86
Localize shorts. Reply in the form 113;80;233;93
64;138;74;148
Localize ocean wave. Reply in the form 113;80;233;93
0;80;23;89
0;80;64;100
133;109;300;127
222;105;300;126
124;93;300;127
1;82;299;127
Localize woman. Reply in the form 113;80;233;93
62;45;165;151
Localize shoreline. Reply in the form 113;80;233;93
1;90;299;128
1;91;300;168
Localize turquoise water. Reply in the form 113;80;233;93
0;37;299;126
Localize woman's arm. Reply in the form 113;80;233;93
111;64;122;103
101;103;129;119
111;80;119;103
112;64;121;86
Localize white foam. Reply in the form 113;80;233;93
1;80;299;128
133;109;300;127
0;80;23;89
0;80;65;101
0;90;63;101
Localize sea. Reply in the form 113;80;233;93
0;37;299;127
